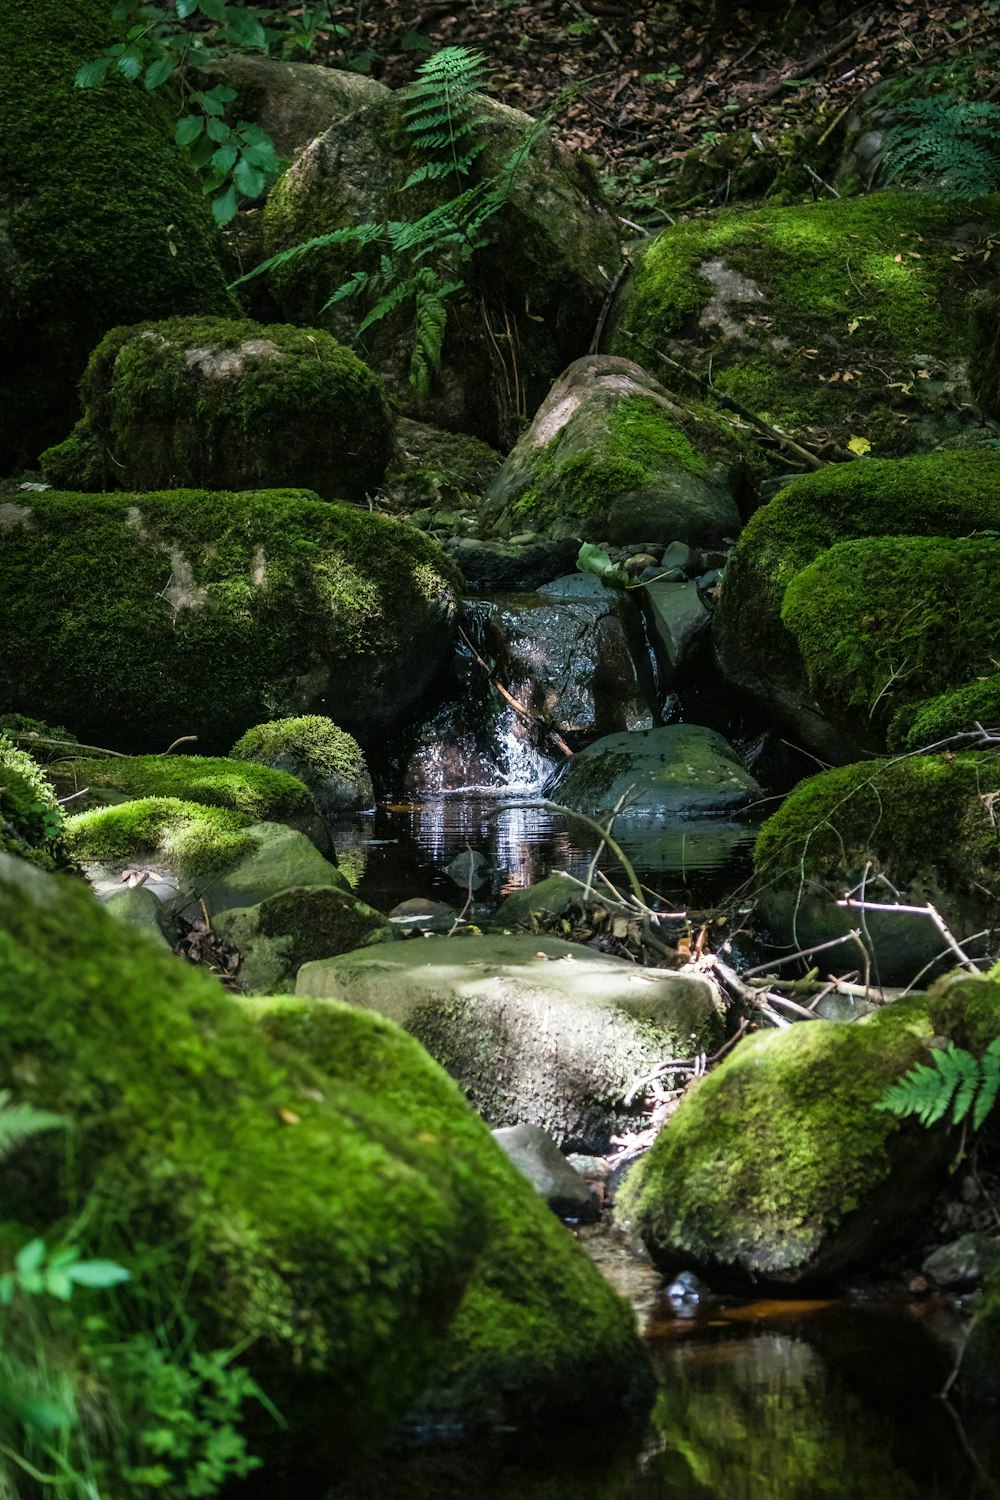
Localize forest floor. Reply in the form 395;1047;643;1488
333;0;999;224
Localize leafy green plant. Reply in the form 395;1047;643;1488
235;45;551;395
880;95;1000;201
876;1036;1000;1130
76;2;374;223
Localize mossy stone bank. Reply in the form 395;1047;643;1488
0;0;232;471
0;489;459;750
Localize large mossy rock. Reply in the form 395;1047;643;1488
753;753;1000;984
0;489;458;749
257;89;622;444
216;885;397;994
782;535;1000;751
295;933;725;1152
546;724;761;878
41;318;393;501
606;192;1000;456
230;715;373;814
247;996;654;1429
482;355;749;544
711;451;1000;759
616;995;980;1288
0;0;233;472
0;853;490;1453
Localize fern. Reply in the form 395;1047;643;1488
880;95;1000;201
402;46;490;187
0;1089;67;1161
876;1036;1000;1131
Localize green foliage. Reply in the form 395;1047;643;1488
877;1037;1000;1131
881;95;1000;200
235;46;548;394
0;734;69;872
576;542;629;589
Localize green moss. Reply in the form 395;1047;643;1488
0;735;68;871
616;1000;943;1283
0;0;233;471
231;716;370;797
970;289;1000;418
52;753;311;821
40;317;393;501
65;797;260;876
0;715;78;758
383;419;503;511
901;673;1000;751
782;535;1000;744
245;996;652;1427
713;450;1000;706
610;193;1000;444
0;855;490;1454
753;752;1000;892
0;488;460;752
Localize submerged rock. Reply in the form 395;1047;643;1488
41;318;393;502
482;355;747;544
295;932;725;1151
248;996;653;1430
616;996;972;1288
0;489;459;750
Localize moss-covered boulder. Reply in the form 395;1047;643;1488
41;318;393;501
381;418;503;515
0;0;232;472
782;535;1000;751
546;724;761;878
257;88;622;444
616;998;969;1288
482;355;748;544
753;753;1000;984
0;734;68;871
66;797;348;913
295;933;725;1152
606;192;1000;457
0;489;459;750
711;451;1000;758
0;852;491;1453
215;885;397;994
902;673;1000;753
246;996;653;1429
231;716;373;814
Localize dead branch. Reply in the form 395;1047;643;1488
835;896;981;972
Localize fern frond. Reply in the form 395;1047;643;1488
877;1038;1000;1132
356;274;424;334
881;93;1000;201
0;1091;67;1161
229;225;367;288
974;1036;1000;1130
408;269;451;396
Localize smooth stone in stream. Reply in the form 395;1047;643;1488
295;933;725;1152
492;1123;599;1221
642;579;711;684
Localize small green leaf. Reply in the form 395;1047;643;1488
212;185;239;225
143;56;175;89
66;1259;131;1289
176;0;198;15
44;1270;74;1301
116;46;143;81
15;1238;47;1275
198;0;226;19
211;143;239;172
225;11;267;48
192;89;226;117
206;115;230;143
234;158;265;198
176;114;204;146
75;57;113;88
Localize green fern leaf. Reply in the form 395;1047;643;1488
974;1036;1000;1130
0;1091;67;1161
949;1045;983;1124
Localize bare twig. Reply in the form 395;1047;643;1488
162;735;198;755
5;734;126;758
835;896;980;972
739;929;864;979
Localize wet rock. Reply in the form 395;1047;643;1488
641;580;711;685
922;1233;1000;1290
207;54;388;163
99;885;172;948
660;541;702;576
295;932;725;1152
214;884;397;994
492;1123;599;1221
482;355;746;545
382;418;503;514
443;536;581;593
445;848;494;892
388;897;458;934
493;872;598;929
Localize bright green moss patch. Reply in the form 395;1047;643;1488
53;754;312;820
65;797;260;876
0;854;489;1454
0;489;460;752
609;192;1000;447
616;1001;948;1285
0;0;232;471
246;996;652;1427
901;673;1000;751
782;535;1000;744
753;752;1000;890
41;318;393;501
0;735;68;871
231;716;372;811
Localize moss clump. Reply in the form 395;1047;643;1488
65;797;260;876
0;489;460;752
901;673;1000;751
246;996;653;1428
0;854;489;1455
616;1000;950;1285
0;735;68;871
609;192;1000;449
41;317;393;502
382;419;503;512
0;0;232;471
231;716;372;812
713;450;1000;714
52;754;313;821
218;886;395;994
0;714;78;754
782;535;1000;746
754;752;1000;892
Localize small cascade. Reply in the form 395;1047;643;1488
492;704;558;793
